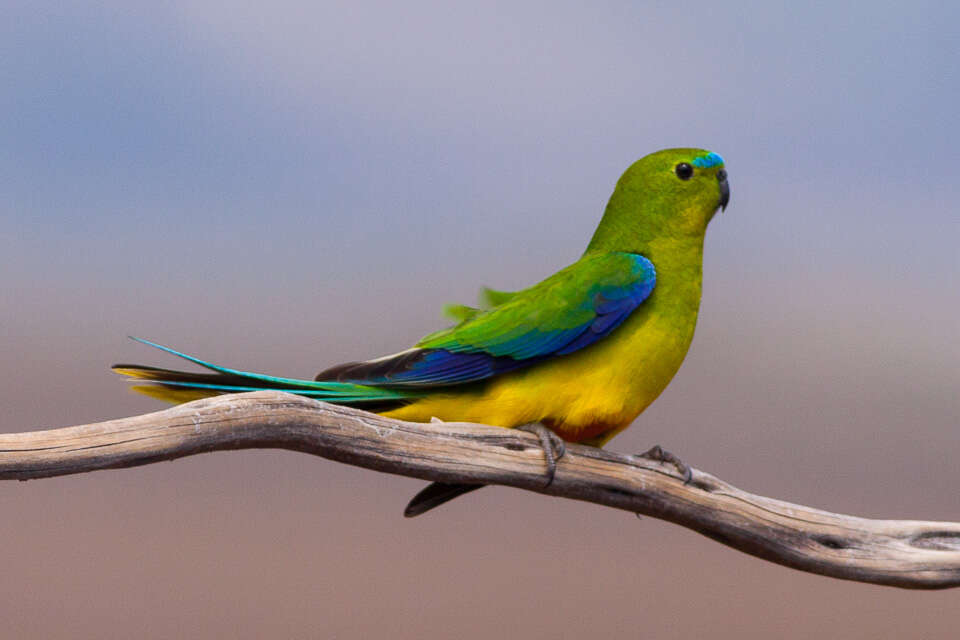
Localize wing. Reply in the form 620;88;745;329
315;252;656;387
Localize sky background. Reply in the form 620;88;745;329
2;1;959;637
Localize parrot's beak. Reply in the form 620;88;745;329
718;169;730;211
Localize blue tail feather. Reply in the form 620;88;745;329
115;338;421;404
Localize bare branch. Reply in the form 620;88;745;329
2;390;958;589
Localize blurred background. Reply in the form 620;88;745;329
2;0;958;637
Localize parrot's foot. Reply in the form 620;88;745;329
516;422;566;488
636;445;692;484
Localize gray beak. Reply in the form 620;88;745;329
717;169;730;211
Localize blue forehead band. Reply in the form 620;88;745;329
692;152;724;168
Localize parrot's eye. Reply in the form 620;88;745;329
717;169;727;181
674;163;694;180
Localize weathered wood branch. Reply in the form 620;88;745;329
2;391;958;589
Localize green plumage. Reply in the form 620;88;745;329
115;147;729;440
420;252;655;357
114;147;730;516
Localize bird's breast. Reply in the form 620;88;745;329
385;274;703;445
496;286;702;442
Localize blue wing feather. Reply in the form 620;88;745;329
326;253;656;387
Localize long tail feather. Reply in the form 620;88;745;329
113;338;423;406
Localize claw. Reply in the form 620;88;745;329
636;444;692;484
516;422;566;487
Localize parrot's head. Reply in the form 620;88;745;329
588;148;729;253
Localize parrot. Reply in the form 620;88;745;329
113;147;730;516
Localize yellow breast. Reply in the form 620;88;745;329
382;261;703;446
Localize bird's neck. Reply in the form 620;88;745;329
584;225;706;273
585;191;710;256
